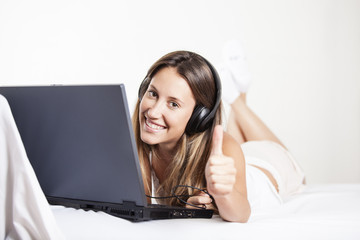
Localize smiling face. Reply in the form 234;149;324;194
139;67;196;151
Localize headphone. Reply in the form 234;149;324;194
138;55;221;135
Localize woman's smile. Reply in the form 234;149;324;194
144;116;167;132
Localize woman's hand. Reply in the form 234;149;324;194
186;191;214;210
205;125;237;199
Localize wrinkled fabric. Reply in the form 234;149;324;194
0;95;64;240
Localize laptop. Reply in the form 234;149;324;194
0;84;213;221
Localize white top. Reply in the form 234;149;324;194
149;152;163;204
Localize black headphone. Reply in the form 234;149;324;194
185;57;221;135
138;55;221;135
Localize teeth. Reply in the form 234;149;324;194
146;118;165;130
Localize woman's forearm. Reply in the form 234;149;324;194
215;190;251;222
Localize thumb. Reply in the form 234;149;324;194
211;125;223;155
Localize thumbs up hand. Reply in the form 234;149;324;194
205;125;237;198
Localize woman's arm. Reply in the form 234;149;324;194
187;125;250;222
208;126;250;222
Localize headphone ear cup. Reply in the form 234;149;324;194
185;56;221;135
186;105;210;135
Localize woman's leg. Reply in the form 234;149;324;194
225;95;246;145
220;39;286;149
221;40;305;193
227;93;287;149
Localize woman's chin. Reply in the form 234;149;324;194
140;134;159;146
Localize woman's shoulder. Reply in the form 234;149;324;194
222;131;239;146
222;131;244;158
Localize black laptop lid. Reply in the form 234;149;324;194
0;85;147;207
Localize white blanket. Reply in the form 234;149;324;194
51;184;360;240
0;95;64;240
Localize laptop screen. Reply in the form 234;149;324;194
0;84;147;207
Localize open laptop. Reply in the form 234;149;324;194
0;84;213;221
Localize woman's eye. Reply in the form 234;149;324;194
148;91;157;98
170;102;179;109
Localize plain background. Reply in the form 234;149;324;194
0;0;359;184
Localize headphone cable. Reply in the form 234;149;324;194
145;185;214;210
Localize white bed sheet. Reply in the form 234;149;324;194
52;184;360;240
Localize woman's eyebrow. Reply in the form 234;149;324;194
168;96;184;105
149;84;185;105
148;84;157;91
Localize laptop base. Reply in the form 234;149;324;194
48;196;214;222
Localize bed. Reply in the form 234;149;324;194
1;92;360;240
51;184;360;240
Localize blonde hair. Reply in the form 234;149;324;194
132;51;222;206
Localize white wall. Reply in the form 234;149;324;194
1;0;359;184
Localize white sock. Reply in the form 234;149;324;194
222;39;252;93
217;64;239;104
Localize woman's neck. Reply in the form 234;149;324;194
152;146;176;184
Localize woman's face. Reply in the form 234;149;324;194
139;67;196;150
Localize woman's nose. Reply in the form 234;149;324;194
147;101;164;118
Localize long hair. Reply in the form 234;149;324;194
132;51;222;206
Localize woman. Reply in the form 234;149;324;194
131;48;305;223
